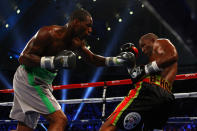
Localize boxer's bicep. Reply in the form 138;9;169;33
19;28;51;67
32;27;51;55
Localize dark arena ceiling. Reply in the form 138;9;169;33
0;0;197;74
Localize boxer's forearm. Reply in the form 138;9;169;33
79;46;106;66
88;54;106;66
18;53;41;67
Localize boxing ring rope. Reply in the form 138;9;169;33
1;117;197;124
0;72;197;106
0;73;197;93
0;92;197;107
0;72;197;125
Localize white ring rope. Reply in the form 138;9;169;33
1;92;197;107
1;117;197;124
167;117;197;124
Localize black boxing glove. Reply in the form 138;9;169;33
128;65;146;84
120;43;139;58
117;52;136;67
105;52;135;67
40;50;76;70
128;61;162;84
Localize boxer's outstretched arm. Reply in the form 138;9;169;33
79;46;136;67
79;46;106;66
19;27;50;67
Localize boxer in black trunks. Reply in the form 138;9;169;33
100;33;178;131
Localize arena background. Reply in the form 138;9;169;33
0;0;197;130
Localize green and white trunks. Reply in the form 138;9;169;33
9;65;61;129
